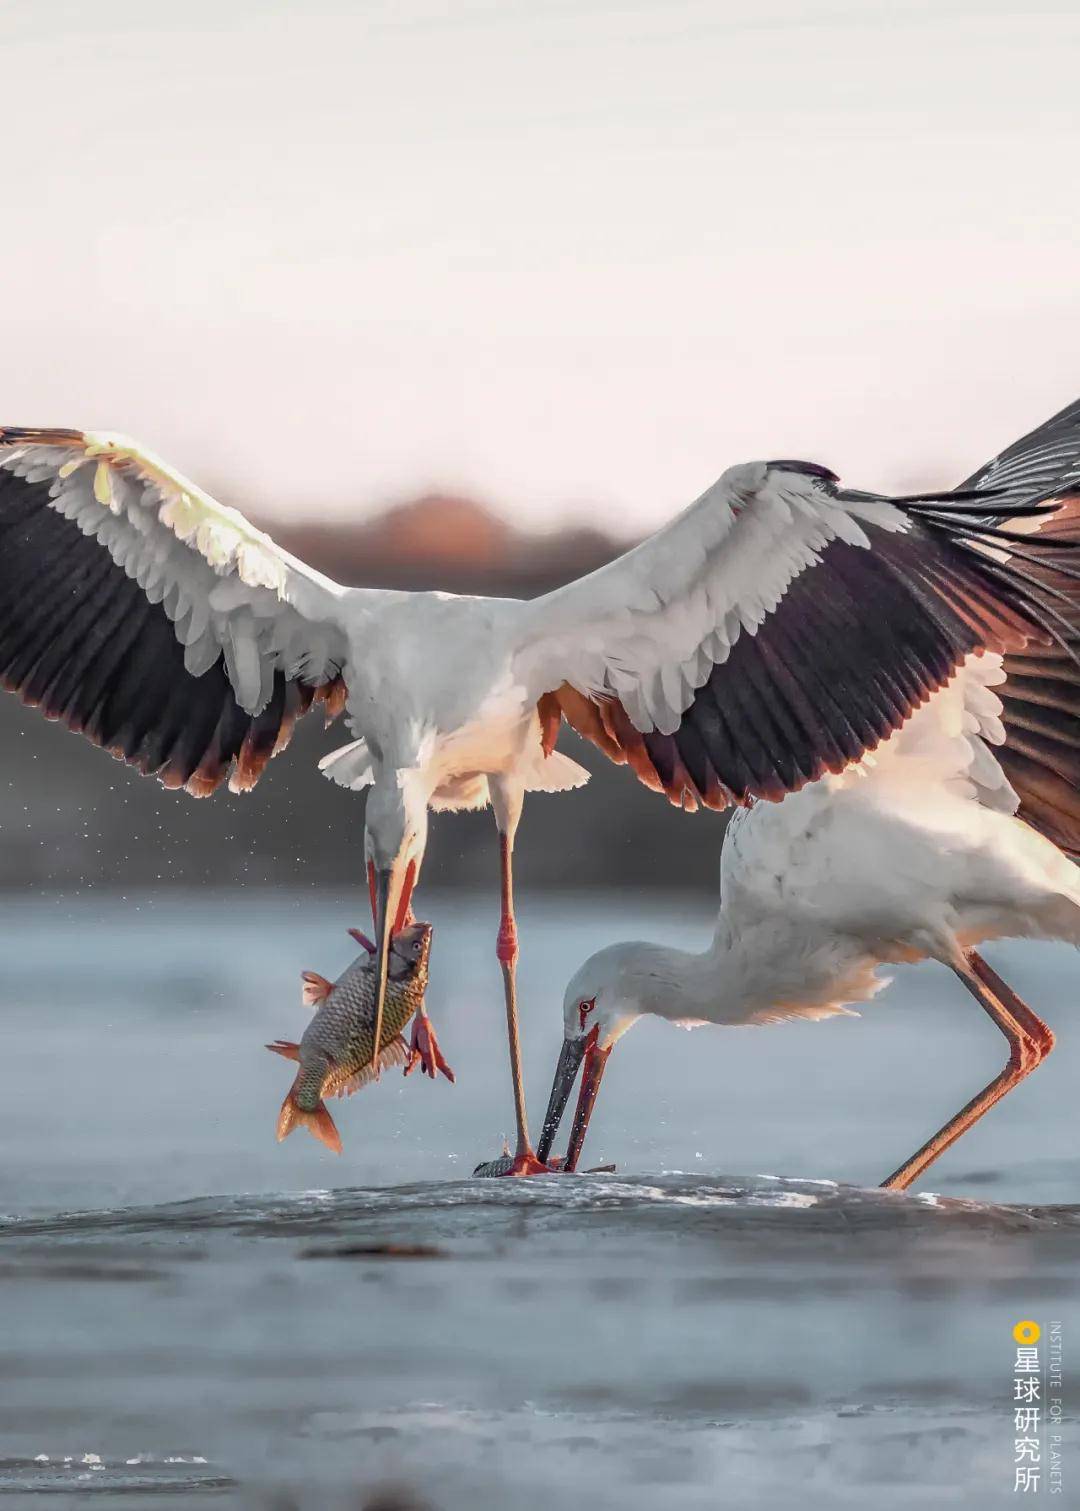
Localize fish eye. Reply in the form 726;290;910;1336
578;996;596;1031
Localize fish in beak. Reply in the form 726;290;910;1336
365;857;419;1072
536;1025;612;1172
368;864;394;1074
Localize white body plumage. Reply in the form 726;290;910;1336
567;654;1080;1049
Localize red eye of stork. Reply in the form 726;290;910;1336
578;997;596;1031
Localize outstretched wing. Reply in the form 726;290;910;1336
951;397;1080;853
958;395;1080;506
992;494;1080;855
0;428;353;796
515;443;1080;814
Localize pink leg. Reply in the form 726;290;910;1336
881;950;1054;1191
495;829;547;1176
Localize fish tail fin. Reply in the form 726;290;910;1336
276;1083;343;1154
266;1039;301;1061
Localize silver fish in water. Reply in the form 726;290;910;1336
473;1153;516;1178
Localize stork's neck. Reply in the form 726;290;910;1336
619;922;786;1028
612;939;728;1026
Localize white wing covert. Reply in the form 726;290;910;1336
516;456;1080;815
0;428;353;795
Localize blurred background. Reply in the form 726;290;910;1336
4;0;1080;894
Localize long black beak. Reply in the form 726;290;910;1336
536;1036;588;1164
563;1037;612;1173
369;866;393;1070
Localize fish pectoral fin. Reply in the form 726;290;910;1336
266;1039;301;1061
332;1035;411;1097
301;971;333;1008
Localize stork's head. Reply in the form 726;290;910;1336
561;945;647;1052
536;943;650;1171
364;778;428;878
364;777;429;921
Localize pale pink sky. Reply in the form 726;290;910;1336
3;0;1080;532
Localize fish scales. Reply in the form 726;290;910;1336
300;940;430;1101
473;1155;516;1178
272;921;433;1153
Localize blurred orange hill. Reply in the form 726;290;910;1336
266;492;626;598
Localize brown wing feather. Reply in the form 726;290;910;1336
544;506;1073;814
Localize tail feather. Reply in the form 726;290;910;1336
276;1085;342;1153
318;737;375;790
524;748;591;794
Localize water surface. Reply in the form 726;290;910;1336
2;892;1076;1507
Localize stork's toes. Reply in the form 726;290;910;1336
404;1012;455;1083
497;1148;554;1177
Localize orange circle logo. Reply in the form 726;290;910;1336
1013;1320;1041;1345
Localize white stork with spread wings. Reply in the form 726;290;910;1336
2;398;1078;1174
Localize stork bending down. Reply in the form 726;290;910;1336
537;495;1080;1184
2;395;1080;1173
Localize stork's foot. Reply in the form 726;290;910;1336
404;1012;455;1083
497;1146;553;1177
